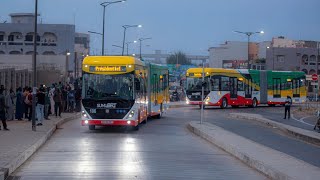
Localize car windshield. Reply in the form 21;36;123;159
82;73;134;100
186;77;209;91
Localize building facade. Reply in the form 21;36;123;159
0;13;76;71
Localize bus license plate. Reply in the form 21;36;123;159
105;109;109;113
101;120;113;124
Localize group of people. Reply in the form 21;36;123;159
0;82;82;130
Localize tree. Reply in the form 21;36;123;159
166;51;191;65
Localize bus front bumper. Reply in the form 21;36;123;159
81;119;139;127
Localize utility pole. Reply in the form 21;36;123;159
32;0;38;131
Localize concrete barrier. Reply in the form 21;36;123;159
188;121;320;180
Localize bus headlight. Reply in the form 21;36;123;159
205;96;210;102
128;110;135;118
82;110;89;119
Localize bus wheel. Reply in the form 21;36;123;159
89;125;95;130
220;98;228;109
252;98;258;108
134;124;140;131
199;105;205;109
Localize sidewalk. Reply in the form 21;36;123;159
230;113;320;146
188;121;320;180
0;113;80;180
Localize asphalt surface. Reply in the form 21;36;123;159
190;105;320;167
11;109;265;180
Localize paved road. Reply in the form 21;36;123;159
11;110;265;179
188;105;320;167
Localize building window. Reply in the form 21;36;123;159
310;55;316;65
302;54;308;65
0;35;4;41
8;35;14;41
277;55;285;63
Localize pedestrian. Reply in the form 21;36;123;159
23;87;30;120
44;87;50;120
15;87;24;120
49;84;55;115
283;95;292;119
36;87;45;126
26;88;33;121
0;88;9;130
54;88;63;117
5;89;15;121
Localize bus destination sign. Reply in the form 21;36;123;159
90;66;127;72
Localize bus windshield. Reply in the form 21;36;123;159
186;77;210;91
82;73;134;100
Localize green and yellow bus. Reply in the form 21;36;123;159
186;68;307;108
81;56;169;130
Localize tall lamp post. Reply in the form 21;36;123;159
125;41;137;56
101;0;125;56
139;37;151;59
32;0;38;131
121;25;142;55
234;30;264;69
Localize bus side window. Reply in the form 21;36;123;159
238;80;244;91
211;77;220;91
221;76;229;91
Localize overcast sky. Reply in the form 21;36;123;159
1;0;320;55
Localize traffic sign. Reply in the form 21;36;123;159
306;75;312;81
312;74;318;81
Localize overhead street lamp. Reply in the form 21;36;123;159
234;30;264;69
125;40;137;56
139;37;152;59
121;25;142;55
101;0;126;56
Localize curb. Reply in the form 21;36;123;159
168;104;191;108
230;113;320;146
187;121;320;180
0;113;80;180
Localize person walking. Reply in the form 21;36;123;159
0;88;9;130
284;95;292;119
49;84;55;115
36;87;45;126
23;87;30;120
6;89;15;121
15;87;24;120
54;88;63;117
26;88;33;121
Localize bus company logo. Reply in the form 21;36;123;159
97;103;117;108
192;92;201;96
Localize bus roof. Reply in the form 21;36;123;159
83;56;145;66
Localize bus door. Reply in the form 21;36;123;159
245;78;252;98
230;77;238;99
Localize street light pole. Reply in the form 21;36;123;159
32;0;38;131
200;59;205;124
101;1;125;56
121;25;141;55
139;37;151;59
126;41;137;56
234;30;264;69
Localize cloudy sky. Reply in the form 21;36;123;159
1;0;320;55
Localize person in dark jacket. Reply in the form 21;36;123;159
284;95;292;119
36;87;45;125
15;87;24;120
54;88;63;117
0;88;9;130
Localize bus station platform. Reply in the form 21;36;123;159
0;113;79;180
